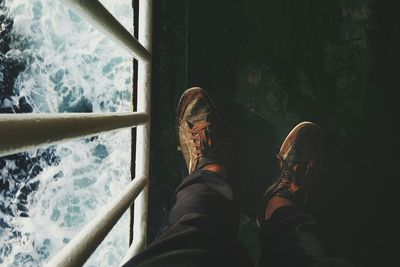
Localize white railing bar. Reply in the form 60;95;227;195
45;176;148;267
121;236;146;265
65;0;151;62
122;0;153;264
0;112;148;157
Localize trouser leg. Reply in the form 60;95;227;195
259;206;353;267
123;169;252;267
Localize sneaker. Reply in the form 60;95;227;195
176;87;227;174
263;121;323;208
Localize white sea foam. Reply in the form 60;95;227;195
0;0;133;266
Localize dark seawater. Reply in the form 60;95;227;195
0;0;133;265
0;2;62;264
0;0;58;224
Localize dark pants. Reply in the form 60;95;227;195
123;170;352;267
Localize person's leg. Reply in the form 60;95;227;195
123;88;252;267
124;167;251;267
258;122;353;267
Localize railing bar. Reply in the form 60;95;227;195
45;176;148;267
65;0;151;62
0;112;149;157
123;0;153;264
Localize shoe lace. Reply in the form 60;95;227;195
188;121;212;161
276;148;314;192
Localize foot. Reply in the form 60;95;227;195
263;122;323;218
176;87;228;174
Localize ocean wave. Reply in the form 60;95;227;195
0;0;133;266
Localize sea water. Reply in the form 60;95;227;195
0;0;133;266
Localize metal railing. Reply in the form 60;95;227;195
0;0;152;266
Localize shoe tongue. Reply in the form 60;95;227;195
186;113;210;128
193;113;208;123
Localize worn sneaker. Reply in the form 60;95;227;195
263;121;323;208
176;87;228;174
